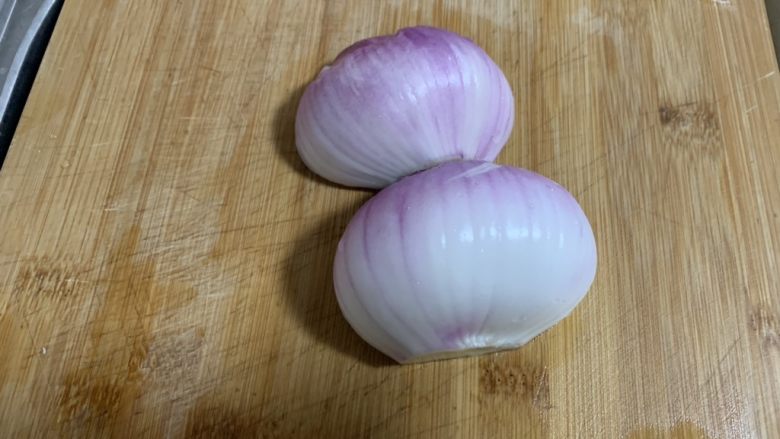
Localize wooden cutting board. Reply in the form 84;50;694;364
1;0;779;437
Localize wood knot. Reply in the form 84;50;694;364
658;105;679;125
14;256;85;301
749;306;780;349
11;256;91;317
657;101;721;158
657;102;717;130
479;358;551;410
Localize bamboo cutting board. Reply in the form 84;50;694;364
1;0;779;437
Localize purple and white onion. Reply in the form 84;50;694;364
333;161;597;363
295;26;514;188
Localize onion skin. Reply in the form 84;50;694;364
333;161;597;363
296;26;515;189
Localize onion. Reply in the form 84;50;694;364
333;161;597;363
296;26;515;188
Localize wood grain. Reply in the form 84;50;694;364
1;0;779;437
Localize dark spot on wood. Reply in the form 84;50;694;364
186;395;313;439
626;420;710;438
13;256;90;303
749;306;780;349
658;102;717;129
658;105;679;125
0;315;16;385
479;358;551;410
657;101;721;158
57;348;149;433
57;225;161;433
9;256;94;326
603;37;618;74
185;403;259;438
58;372;125;427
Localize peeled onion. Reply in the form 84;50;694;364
333;161;597;363
296;26;515;188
